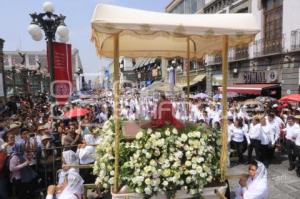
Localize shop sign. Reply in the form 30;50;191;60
238;70;278;84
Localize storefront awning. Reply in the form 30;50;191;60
219;84;279;95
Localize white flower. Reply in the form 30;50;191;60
190;189;197;194
136;131;144;139
145;178;151;185
163;169;171;177
146;152;152;159
109;171;114;176
172;128;178;134
147;129;152;134
186;176;191;184
150;160;157;167
155;132;161;139
175;151;183;159
185;161;192;167
181;134;188;142
165;129;171;136
163;181;168;186
145;187;152;195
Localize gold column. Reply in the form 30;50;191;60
113;34;121;193
220;35;229;181
186;37;190;118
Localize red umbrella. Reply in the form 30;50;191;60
64;107;91;118
279;94;300;102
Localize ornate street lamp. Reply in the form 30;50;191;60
28;2;69;96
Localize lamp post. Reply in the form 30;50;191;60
11;66;16;96
28;2;69;99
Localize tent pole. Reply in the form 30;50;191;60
187;37;190;119
113;33;121;193
220;35;229;181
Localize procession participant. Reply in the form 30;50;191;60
284;116;300;171
235;160;268;199
77;134;96;183
46;170;84;199
58;150;79;184
247;117;262;162
293;116;300;177
260;117;275;168
231;119;249;164
266;113;281;160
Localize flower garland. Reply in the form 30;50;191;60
94;121;221;198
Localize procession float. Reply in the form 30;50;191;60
90;4;259;199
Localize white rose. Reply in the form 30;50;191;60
185;161;192;167
181;134;188;142
165;129;171;136
147;129;152;134
163;181;168;186
172;128;178;134
155;132;161;139
146;152;152;159
145;178;151;185
145;187;152;195
136;131;144;139
186;176;191;184
109;171;114;176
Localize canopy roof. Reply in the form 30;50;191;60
91;4;260;58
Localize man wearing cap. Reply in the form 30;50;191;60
286;116;300;173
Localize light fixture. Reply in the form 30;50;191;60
233;68;238;74
43;1;55;13
57;25;69;38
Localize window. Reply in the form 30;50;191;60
263;0;283;54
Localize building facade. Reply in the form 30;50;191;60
3;49;84;96
166;0;300;97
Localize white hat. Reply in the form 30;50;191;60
272;104;278;108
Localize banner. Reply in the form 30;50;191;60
48;42;73;105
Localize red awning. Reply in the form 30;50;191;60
219;84;279;95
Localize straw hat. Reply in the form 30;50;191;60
41;134;52;142
295;115;300;120
7;122;22;132
37;124;49;132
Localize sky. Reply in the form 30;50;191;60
0;0;170;79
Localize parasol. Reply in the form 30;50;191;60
279;94;300;102
64;107;91;118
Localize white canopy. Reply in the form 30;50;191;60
91;4;259;58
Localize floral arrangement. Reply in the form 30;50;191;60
94;120;221;198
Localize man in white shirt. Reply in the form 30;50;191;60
293;117;300;176
285;116;300;171
247;117;261;162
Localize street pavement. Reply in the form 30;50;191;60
228;152;300;199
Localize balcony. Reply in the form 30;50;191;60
253;36;284;57
229;46;249;61
291;29;300;51
206;54;222;65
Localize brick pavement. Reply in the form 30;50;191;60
228;153;300;199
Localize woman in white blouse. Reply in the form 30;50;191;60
260;117;275;168
231;118;248;164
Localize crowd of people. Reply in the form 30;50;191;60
0;90;299;199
